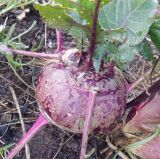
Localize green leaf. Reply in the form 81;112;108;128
93;44;107;72
6;53;35;67
77;0;95;23
137;39;153;61
4;23;16;44
67;10;87;25
35;1;95;34
149;19;160;52
68;26;88;49
54;0;76;9
105;42;119;54
9;42;28;50
0;32;5;43
78;118;84;129
104;42;123;68
73;0;112;27
44;0;95;28
35;4;74;30
2;143;14;150
99;0;158;45
35;1;105;50
119;43;138;62
101;0;112;7
36;0;107;32
104;28;126;43
150;19;160;30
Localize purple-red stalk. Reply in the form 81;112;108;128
12;49;59;59
87;0;101;63
0;30;64;59
0;44;60;59
79;1;101;158
7;113;49;159
80;0;101;72
55;30;64;53
80;91;96;159
80;1;101;158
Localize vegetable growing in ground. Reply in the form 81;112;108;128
6;34;127;159
0;0;159;159
36;62;127;134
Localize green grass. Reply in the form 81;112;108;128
0;144;14;159
0;0;36;16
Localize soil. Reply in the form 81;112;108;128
0;6;108;159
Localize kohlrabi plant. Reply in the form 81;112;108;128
0;0;160;159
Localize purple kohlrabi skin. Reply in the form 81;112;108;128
36;63;127;133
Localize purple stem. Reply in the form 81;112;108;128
0;44;60;59
107;61;115;75
80;91;96;159
55;30;64;53
7;113;49;159
87;0;101;63
13;49;60;59
71;85;89;96
79;0;101;72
